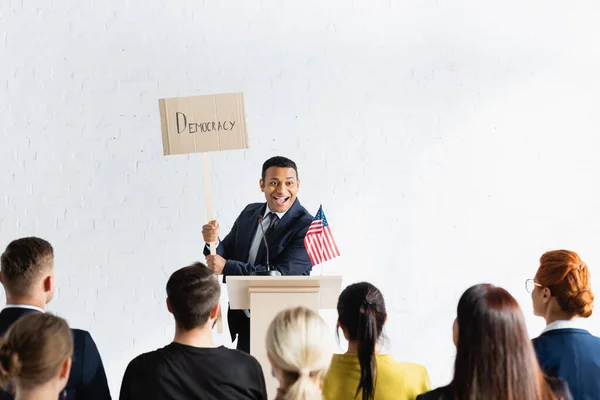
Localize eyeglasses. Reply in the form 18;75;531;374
525;278;543;294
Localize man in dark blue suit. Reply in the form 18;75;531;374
202;156;313;352
0;237;111;400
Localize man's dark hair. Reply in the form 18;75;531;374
261;156;298;180
166;262;221;330
0;237;54;296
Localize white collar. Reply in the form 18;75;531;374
264;205;288;220
542;319;587;334
3;304;45;313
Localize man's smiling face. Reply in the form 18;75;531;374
260;167;300;213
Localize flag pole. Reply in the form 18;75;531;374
320;204;324;276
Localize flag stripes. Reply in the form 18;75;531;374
304;206;340;266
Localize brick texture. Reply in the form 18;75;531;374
2;0;600;395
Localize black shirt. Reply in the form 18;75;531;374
119;343;267;400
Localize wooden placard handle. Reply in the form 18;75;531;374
202;152;223;333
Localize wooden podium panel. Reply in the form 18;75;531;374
226;276;342;398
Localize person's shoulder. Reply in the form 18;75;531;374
580;330;600;344
589;333;600;345
125;347;167;373
293;199;312;219
416;385;452;400
531;333;544;351
532;329;565;347
0;308;39;334
386;359;430;388
70;328;104;351
535;328;600;346
70;328;96;352
218;346;261;365
287;200;313;232
394;360;429;373
241;202;264;213
386;358;429;376
70;327;92;340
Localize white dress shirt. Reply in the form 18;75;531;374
3;304;45;313
243;206;287;317
246;206;287;266
541;319;587;334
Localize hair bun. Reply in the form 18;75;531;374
0;342;21;380
567;289;594;318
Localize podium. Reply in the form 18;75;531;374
227;275;342;398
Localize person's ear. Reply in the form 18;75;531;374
337;320;350;340
60;357;72;380
0;271;4;285
296;178;300;189
259;179;265;192
452;318;459;347
166;298;173;314
542;287;552;304
209;303;220;319
43;275;54;294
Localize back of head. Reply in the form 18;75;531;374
0;237;54;296
453;284;553;400
536;250;594;318
266;307;332;400
337;282;386;400
0;313;73;391
166;262;221;330
262;156;298;179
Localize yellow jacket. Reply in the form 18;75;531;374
322;354;430;400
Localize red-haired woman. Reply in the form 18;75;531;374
528;250;600;399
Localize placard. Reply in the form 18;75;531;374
159;92;249;155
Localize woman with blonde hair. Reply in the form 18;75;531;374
0;313;73;400
266;306;333;400
528;250;600;399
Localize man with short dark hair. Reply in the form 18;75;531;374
119;263;267;400
202;156;313;352
0;237;111;400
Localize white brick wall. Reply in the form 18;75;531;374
2;0;600;395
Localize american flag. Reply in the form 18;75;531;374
304;205;340;266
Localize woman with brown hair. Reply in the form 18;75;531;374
417;284;571;400
0;313;73;400
528;250;600;399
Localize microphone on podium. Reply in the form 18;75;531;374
252;217;282;276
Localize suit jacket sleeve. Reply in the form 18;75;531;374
203;206;248;258
222;224;312;276
79;332;111;400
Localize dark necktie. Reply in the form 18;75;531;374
256;212;278;264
